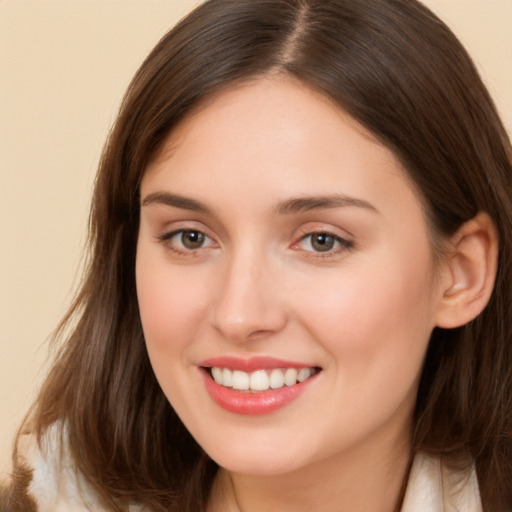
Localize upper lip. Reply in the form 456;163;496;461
200;356;319;373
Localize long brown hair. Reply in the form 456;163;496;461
4;0;512;510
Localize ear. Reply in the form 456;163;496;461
435;212;498;329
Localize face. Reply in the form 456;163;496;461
136;77;443;476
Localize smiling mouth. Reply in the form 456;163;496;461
205;367;322;392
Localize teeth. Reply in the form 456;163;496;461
250;370;270;391
222;368;233;387
232;370;249;390
212;367;223;384
298;368;312;382
209;367;316;391
284;368;298;386
269;368;285;389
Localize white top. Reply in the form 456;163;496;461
402;451;482;512
15;426;482;511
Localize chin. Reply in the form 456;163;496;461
204;439;309;476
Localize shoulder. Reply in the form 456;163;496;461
10;423;106;511
401;451;482;512
6;424;143;512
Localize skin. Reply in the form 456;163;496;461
136;76;449;512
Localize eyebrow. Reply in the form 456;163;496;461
142;192;212;214
141;191;379;216
273;195;380;216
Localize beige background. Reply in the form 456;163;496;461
1;0;511;476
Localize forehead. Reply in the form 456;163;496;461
151;76;381;161
141;76;422;224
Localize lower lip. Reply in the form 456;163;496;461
201;369;319;415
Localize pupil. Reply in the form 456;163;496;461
312;234;334;252
182;230;204;249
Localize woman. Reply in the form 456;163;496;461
2;0;511;510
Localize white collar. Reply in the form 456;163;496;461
23;426;482;512
401;452;482;512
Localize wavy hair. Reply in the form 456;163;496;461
5;0;512;510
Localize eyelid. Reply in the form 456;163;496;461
156;227;218;257
291;227;355;258
161;229;214;243
294;223;353;242
297;232;352;249
155;218;216;242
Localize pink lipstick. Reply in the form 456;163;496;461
200;356;321;415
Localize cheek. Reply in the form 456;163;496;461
304;265;432;338
295;261;435;443
296;249;436;389
135;250;207;356
135;250;212;412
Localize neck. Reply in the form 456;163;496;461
207;426;412;512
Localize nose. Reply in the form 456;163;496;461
211;248;288;343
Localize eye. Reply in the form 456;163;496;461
178;230;207;249
307;233;337;252
296;231;353;255
159;229;216;252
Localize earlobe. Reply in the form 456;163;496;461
435;212;498;329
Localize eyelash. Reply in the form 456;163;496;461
156;229;217;258
294;231;354;260
156;229;354;259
